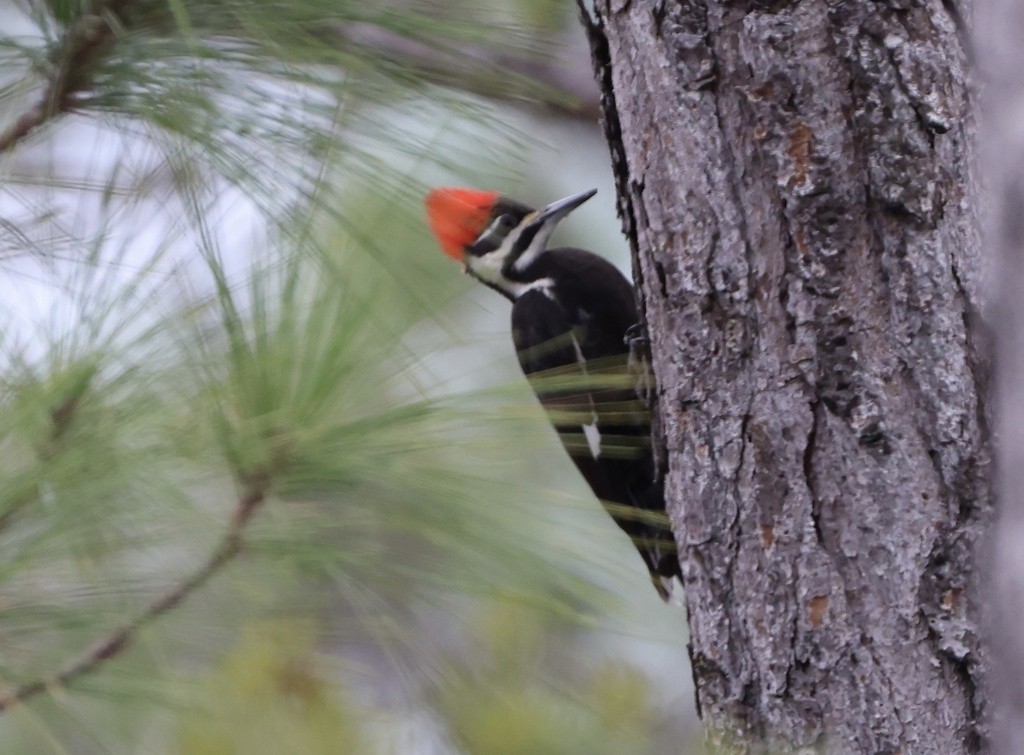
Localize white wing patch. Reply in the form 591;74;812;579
582;422;602;459
569;331;586;366
570;331;603;459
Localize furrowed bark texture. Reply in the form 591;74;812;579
583;0;991;751
982;2;1024;753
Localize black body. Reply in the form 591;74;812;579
506;248;678;598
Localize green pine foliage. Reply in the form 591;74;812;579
0;0;693;751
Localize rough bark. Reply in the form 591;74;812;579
582;0;992;751
982;2;1024;753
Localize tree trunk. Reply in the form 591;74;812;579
581;1;992;751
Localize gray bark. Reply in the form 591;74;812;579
981;2;1024;754
581;0;992;751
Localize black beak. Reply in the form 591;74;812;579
505;188;599;275
535;188;598;226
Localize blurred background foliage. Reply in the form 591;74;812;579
0;0;698;752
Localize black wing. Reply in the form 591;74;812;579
510;288;677;599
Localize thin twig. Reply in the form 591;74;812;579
0;105;51;155
0;486;266;713
0;1;131;155
334;21;600;119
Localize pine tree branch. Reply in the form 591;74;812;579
0;0;131;155
336;21;599;119
0;485;266;713
0;376;94;533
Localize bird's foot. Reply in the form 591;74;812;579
625;322;655;406
623;322;649;352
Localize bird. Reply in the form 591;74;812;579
424;186;679;600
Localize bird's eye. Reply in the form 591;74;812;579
474;214;516;249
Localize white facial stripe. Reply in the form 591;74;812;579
476;215;511;246
465;220;557;299
483;215;507;235
512;221;554;273
466;250;554;297
471;227;519;274
465;243;512;283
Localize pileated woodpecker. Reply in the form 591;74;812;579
425;186;679;600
